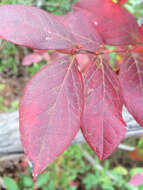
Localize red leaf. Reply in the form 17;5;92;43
129;149;143;161
34;50;48;53
22;52;50;66
74;0;139;45
50;51;66;61
82;57;126;160
56;9;103;51
139;24;143;42
117;0;128;5
22;53;43;66
41;52;50;62
19;56;84;176
0;5;76;50
129;173;143;186
76;54;93;73
133;46;143;54
119;52;143;127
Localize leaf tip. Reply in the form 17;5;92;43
32;168;39;182
98;155;106;161
99;157;104;161
97;152;110;161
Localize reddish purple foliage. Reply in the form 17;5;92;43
118;0;128;5
74;0;140;45
119;52;143;127
129;173;143;186
0;0;142;177
19;56;84;174
82;58;126;159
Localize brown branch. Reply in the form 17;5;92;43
77;47;131;56
0;107;142;160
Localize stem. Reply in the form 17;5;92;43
78;48;129;56
118;144;135;151
97;49;128;55
79;144;118;181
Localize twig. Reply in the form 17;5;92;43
78;48;129;56
79;144;118;181
0;107;143;159
0;153;23;161
126;129;143;137
118;144;135;151
0;177;5;189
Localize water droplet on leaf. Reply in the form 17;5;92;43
45;37;51;41
94;21;98;25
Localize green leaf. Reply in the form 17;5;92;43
139;185;143;190
130;168;143;177
83;174;99;190
67;187;76;190
10;100;19;111
4;176;19;190
22;175;33;187
0;84;5;90
47;181;55;190
113;166;128;175
36;172;50;187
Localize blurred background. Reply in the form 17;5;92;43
0;0;143;189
